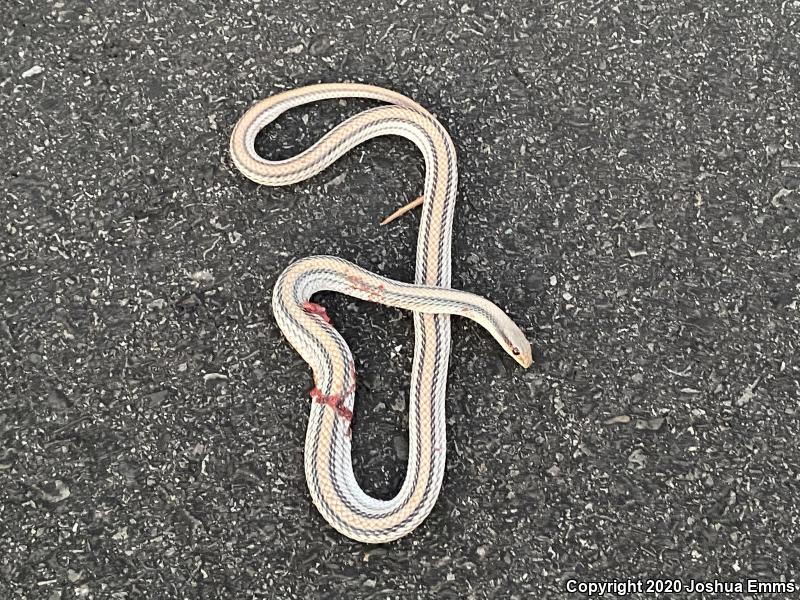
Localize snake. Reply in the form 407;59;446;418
230;83;532;543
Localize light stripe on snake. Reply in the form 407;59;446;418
230;83;532;543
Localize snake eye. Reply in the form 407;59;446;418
512;347;521;356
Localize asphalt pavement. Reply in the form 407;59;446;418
1;1;798;598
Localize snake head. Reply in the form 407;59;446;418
507;336;533;369
496;313;533;368
470;296;534;369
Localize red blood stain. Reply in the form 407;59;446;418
310;386;353;423
346;275;385;302
303;301;331;323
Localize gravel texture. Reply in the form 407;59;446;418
2;1;799;598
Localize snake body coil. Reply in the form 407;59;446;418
230;83;531;543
